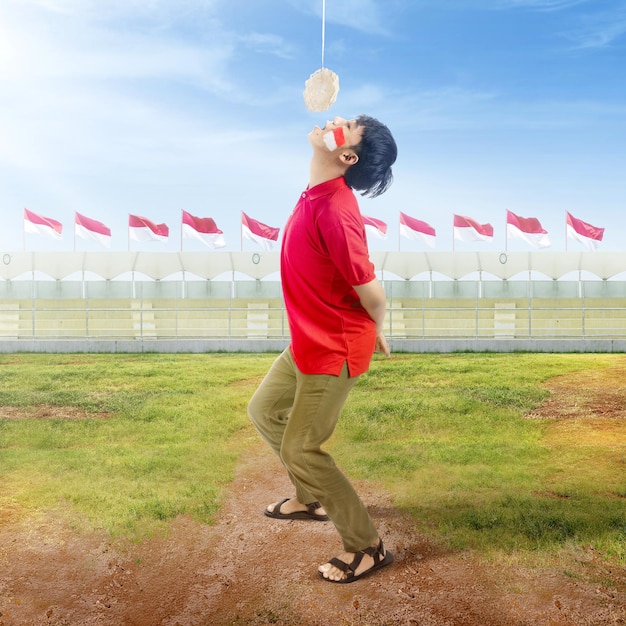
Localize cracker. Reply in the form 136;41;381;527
303;68;339;112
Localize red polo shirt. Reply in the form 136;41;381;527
281;177;377;377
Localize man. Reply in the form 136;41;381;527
248;114;397;584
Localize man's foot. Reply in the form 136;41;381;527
264;497;329;521
318;539;394;584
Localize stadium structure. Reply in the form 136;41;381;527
1;250;625;353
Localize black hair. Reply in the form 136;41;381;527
344;114;397;198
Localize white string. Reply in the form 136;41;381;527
321;0;326;68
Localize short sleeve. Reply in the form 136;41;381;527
318;207;375;287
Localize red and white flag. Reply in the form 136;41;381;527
566;211;604;251
241;212;280;251
75;212;111;248
24;208;63;240
399;212;436;248
182;211;226;249
128;214;169;243
506;210;550;249
453;214;494;242
362;214;388;240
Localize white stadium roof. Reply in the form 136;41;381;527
1;251;626;281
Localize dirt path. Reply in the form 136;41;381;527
1;368;625;625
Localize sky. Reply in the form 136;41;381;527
1;0;625;256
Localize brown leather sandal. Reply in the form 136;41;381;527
264;498;329;521
318;539;394;584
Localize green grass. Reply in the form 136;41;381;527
0;352;624;564
0;354;268;537
335;353;626;562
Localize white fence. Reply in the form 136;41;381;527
1;250;625;351
1;293;625;343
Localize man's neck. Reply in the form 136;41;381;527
308;158;346;189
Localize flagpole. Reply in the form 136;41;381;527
504;210;508;252
73;213;76;252
452;215;455;252
564;210;568;252
127;214;135;297
182;210;186;298
179;210;184;297
398;214;401;252
240;211;243;252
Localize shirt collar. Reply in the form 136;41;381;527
305;176;349;201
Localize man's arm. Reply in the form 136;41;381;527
353;278;391;357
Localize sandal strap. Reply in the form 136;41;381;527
327;547;370;580
361;540;385;566
273;497;291;515
328;557;351;574
306;501;323;514
327;554;363;581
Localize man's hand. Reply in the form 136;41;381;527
353;279;391;358
375;333;391;357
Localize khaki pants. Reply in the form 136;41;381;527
248;347;378;552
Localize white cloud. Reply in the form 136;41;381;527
336;82;626;135
492;0;626;50
562;10;626;48
6;0;221;22
286;0;390;35
0;1;235;88
0;0;263;180
415;0;591;11
239;33;296;60
497;0;590;10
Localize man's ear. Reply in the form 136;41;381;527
339;150;359;167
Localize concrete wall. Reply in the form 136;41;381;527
1;338;625;354
1;294;625;353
